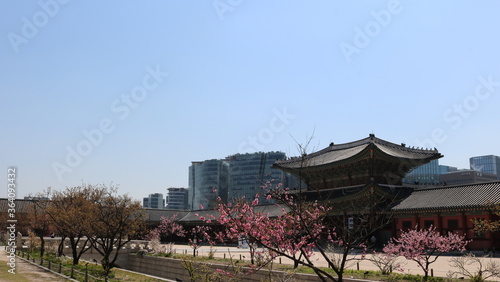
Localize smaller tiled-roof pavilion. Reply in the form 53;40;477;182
391;181;500;250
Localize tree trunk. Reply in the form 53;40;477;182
102;255;112;279
293;252;303;269
57;237;66;257
423;261;430;281
69;237;80;265
39;235;45;258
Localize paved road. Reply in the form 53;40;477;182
169;244;500;280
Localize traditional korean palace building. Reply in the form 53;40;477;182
271;134;499;250
145;134;499;251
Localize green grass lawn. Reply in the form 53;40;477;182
112;268;169;281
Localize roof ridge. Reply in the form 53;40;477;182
277;134;439;163
414;180;500;191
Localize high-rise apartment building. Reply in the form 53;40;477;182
143;193;165;209
166;187;188;210
470;155;500;180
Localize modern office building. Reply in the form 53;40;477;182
166;187;188;210
227;151;288;203
403;159;440;185
143;193;165;209
439;170;498;186
470;155;500;180
188;159;229;210
438;164;458;175
188;152;291;210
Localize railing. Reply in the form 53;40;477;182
16;250;107;282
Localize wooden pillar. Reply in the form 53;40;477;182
488;211;495;250
391;215;397;237
437;213;443;234
461;212;468;239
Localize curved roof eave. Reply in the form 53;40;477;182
273;135;442;171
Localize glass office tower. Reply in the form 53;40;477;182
188;159;229;210
403;159;440;185
470;155;500;180
227;151;287;203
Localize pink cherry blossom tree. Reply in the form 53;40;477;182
203;183;388;282
156;214;186;241
147;213;186;254
188;225;211;257
211;190;338;281
383;225;470;280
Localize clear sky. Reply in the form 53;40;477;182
2;1;500;202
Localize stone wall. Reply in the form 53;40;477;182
22;238;151;269
126;253;369;282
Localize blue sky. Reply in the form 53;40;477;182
2;1;500;201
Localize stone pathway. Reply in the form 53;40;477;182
0;249;71;281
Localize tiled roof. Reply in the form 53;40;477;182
145;209;190;222
179;205;288;223
391;181;500;212
273;134;442;169
0;198;35;213
178;210;218;222
145;204;289;224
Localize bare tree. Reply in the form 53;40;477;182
44;186;97;264
28;196;51;258
448;253;500;282
86;184;147;279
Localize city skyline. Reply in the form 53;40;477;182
2;2;500;202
